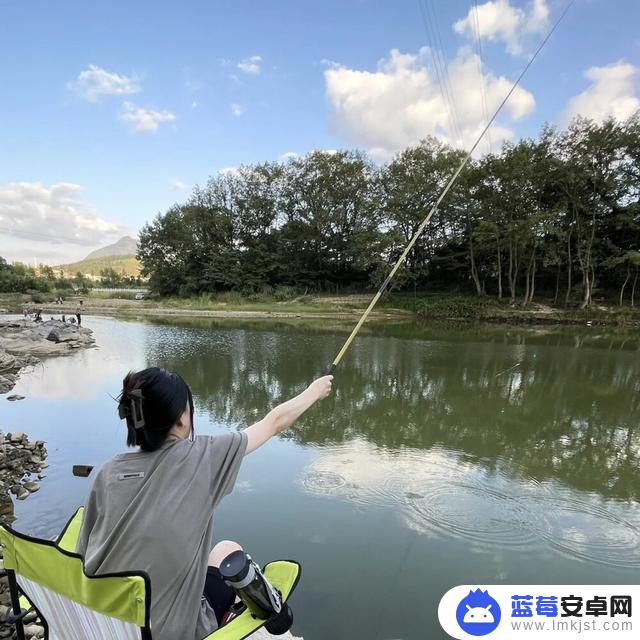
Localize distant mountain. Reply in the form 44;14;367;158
84;236;138;261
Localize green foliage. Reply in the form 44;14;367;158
99;267;143;288
273;285;299;301
137;118;640;307
414;296;493;320
0;258;79;297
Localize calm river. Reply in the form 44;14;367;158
4;316;640;639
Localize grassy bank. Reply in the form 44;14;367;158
0;291;408;322
394;293;640;326
2;291;639;326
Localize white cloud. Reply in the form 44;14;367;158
120;102;176;133
563;61;640;124
237;55;262;75
320;58;341;69
169;179;190;191
453;0;549;56
230;103;245;117
324;47;535;160
68;64;141;102
0;182;124;263
279;151;299;162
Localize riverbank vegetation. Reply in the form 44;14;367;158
139;116;640;310
0;259;142;301
0;259;92;300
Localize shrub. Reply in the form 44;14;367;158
274;285;299;301
415;295;492;320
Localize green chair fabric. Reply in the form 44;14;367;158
0;516;150;639
0;509;300;640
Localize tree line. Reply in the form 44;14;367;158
0;261;142;297
139;116;640;307
0;260;91;297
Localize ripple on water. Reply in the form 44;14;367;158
301;444;640;565
301;470;346;495
530;495;640;569
404;482;549;548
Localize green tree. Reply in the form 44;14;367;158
382;138;468;293
280;150;384;291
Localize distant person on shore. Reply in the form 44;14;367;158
75;303;82;326
76;367;333;640
62;314;66;323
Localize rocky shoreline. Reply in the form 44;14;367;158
0;431;48;524
0;320;92;639
0;431;48;639
0;319;95;396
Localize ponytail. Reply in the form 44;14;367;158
117;368;194;452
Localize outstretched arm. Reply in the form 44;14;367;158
243;375;333;455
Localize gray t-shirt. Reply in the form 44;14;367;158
76;432;247;640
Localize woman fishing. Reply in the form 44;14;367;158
76;367;333;640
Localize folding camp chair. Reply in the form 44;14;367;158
0;508;301;640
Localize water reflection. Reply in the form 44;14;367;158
301;439;640;569
143;319;640;502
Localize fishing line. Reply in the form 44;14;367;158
495;362;522;378
472;0;492;155
418;0;460;143
328;0;576;375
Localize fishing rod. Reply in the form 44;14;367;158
328;0;576;376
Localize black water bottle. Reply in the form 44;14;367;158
219;550;294;635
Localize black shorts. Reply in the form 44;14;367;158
203;566;236;625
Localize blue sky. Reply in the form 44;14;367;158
1;0;639;264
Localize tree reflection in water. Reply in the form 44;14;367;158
144;319;640;503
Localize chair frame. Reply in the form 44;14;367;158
2;509;301;640
1;511;153;640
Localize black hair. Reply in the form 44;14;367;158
117;367;194;452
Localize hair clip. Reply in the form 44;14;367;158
118;389;146;430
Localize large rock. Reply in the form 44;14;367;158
0;374;14;394
0;351;19;372
0;319;94;395
23;623;45;638
46;327;62;343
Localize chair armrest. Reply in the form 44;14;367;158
203;560;301;639
57;507;84;552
